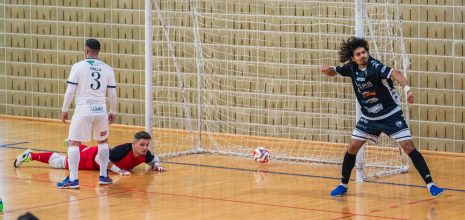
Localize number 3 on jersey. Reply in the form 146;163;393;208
91;72;101;90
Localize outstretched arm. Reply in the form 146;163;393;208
109;162;131;176
95;156;131;175
147;153;166;172
320;65;337;76
390;69;414;104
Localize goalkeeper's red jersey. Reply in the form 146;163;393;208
64;143;154;170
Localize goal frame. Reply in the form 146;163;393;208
144;0;410;181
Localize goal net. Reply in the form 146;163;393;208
152;0;410;179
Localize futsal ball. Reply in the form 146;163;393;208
253;147;270;163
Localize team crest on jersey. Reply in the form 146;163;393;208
100;131;107;137
395;121;403;127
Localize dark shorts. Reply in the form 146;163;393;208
352;110;412;143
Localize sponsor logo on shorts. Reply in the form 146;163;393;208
395;121;403;127
100;131;107;137
356;124;367;129
360;117;368;124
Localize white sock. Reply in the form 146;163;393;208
340;184;348;188
427;182;435;190
98;143;110;177
68;146;80;181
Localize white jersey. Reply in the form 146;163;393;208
67;58;116;116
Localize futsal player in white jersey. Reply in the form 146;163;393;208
57;39;117;189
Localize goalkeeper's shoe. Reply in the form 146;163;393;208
14;149;32;168
57;176;80;189
99;176;113;185
330;184;348;197
429;185;444;197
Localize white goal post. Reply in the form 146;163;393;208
146;0;411;180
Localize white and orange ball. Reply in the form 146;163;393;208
252;147;270;163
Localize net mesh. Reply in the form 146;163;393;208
152;0;410;179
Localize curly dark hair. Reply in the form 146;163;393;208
338;37;369;63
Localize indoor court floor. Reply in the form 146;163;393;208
0;116;464;219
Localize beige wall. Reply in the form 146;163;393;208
0;0;464;153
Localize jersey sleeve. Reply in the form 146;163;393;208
108;68;117;89
67;64;79;85
145;151;155;163
370;58;393;79
145;150;162;167
109;143;132;162
335;63;353;77
61;83;76;112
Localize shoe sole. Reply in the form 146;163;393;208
13;158;29;168
13;158;19;168
331;193;347;197
99;181;113;185
57;185;80;189
432;191;444;198
13;151;31;168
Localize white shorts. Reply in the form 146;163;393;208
68;114;109;142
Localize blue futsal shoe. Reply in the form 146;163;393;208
330;185;347;197
99;176;113;185
57;176;79;189
429;185;444;197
